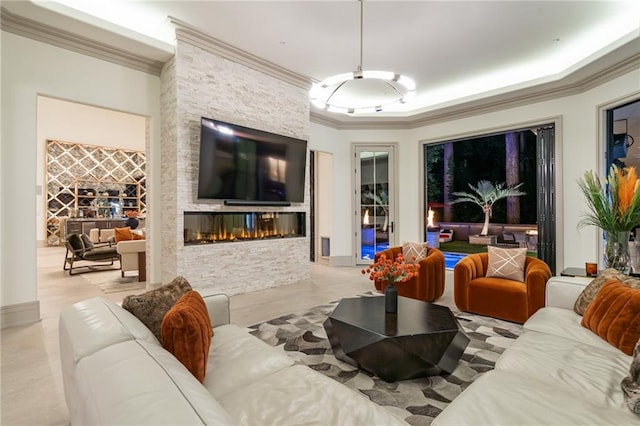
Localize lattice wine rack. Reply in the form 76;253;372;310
46;140;146;246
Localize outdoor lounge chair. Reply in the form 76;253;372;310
63;233;120;275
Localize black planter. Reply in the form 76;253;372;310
125;217;139;230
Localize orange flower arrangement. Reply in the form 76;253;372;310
361;253;419;284
125;210;139;218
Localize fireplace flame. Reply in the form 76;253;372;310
427;208;436;227
185;213;303;245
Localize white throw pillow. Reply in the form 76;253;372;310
486;246;527;281
402;241;428;264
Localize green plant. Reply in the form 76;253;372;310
451;181;525;236
577;165;640;233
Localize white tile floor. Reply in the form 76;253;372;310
0;246;455;425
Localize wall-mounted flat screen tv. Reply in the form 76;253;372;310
197;117;307;203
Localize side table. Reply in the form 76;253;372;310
561;266;640;278
560;267;595;278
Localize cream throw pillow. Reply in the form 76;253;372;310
486;246;527;281
402;241;428;264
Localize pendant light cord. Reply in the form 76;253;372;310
359;0;363;72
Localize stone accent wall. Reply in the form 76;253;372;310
160;38;310;295
160;57;179;283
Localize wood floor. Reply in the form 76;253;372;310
0;246;455;425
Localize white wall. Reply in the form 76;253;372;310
308;125;415;263
310;68;640;271
36;96;146;243
1;32;161;321
315;151;333;262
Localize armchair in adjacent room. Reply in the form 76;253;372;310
453;251;551;324
63;233;120;275
373;245;445;302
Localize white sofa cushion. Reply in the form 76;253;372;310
204;324;294;399
545;275;592;309
432;370;639;426
524;307;622;351
219;365;406;426
74;340;234;425
496;331;632;409
59;297;158;364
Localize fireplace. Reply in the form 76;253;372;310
184;211;306;245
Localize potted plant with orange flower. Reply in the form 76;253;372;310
578;165;640;273
362;253;419;313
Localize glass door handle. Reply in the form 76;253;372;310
389;221;394;233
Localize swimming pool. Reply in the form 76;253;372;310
361;244;467;270
443;252;467;269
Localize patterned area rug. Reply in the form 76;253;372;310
249;293;523;425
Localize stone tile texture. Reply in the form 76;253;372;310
160;39;311;294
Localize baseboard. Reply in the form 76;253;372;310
1;301;41;329
316;256;331;266
330;256;353;267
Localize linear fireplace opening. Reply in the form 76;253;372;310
184;211;306;245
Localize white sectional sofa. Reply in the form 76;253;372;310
59;294;407;425
434;275;638;425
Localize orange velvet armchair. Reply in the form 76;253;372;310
453;252;552;324
373;246;445;302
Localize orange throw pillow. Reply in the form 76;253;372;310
114;227;133;243
161;291;213;383
581;278;640;355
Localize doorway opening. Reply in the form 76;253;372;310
423;124;556;273
354;144;397;264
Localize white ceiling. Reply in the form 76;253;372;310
4;0;640;121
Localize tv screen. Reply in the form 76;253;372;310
197;117;307;203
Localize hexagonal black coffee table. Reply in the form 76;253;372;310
323;296;469;382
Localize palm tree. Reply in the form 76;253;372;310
452;181;525;236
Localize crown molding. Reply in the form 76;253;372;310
3;4;636;127
0;7;165;76
312;37;640;130
170;17;312;91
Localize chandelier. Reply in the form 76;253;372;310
310;0;416;114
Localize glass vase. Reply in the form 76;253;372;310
384;282;398;314
603;231;631;275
